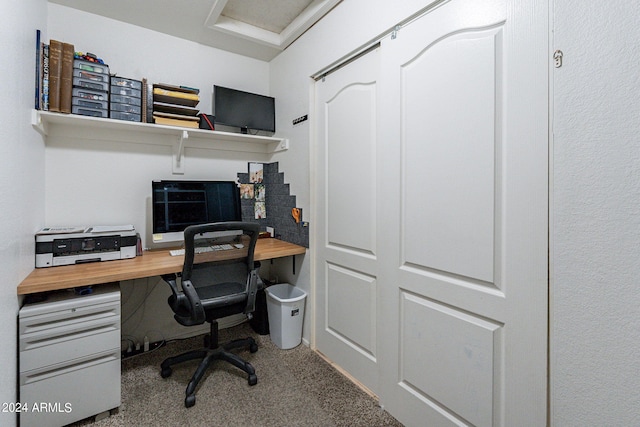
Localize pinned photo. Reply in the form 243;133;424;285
249;163;263;183
240;184;254;199
255;201;266;219
255;184;265;201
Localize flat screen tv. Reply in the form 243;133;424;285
152;180;242;244
213;85;275;134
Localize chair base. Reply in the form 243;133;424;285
160;322;258;407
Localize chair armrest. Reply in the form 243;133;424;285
180;280;206;325
244;268;260;314
162;274;205;326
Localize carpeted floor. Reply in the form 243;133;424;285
71;323;402;426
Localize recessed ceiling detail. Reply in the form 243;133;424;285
205;0;341;52
48;0;341;61
222;0;314;33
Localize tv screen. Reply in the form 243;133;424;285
213;85;275;133
152;180;241;243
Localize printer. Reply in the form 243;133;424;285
35;225;138;268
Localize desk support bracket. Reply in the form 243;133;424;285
269;255;296;274
173;130;188;174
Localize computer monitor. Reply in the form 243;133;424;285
151;180;242;244
213;85;275;134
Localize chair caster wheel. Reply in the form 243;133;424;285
250;342;258;353
185;395;196;408
161;367;172;378
248;374;258;386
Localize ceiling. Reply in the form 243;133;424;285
49;0;342;61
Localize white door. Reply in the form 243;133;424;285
313;0;548;424
313;48;381;394
377;0;548;426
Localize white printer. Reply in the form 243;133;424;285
35;225;137;268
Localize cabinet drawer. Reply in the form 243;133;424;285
20;349;120;427
20;327;120;373
19;284;120;330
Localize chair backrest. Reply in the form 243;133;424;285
165;222;261;326
182;221;260;282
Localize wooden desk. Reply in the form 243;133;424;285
18;238;306;295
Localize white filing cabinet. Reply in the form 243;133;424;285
19;284;121;427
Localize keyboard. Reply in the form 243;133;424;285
169;244;242;256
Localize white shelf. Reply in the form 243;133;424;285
32;110;289;174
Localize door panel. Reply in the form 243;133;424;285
326;83;377;255
400;293;500;427
377;0;547;426
326;263;376;359
403;27;501;284
315;48;380;393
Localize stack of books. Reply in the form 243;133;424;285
152;84;200;128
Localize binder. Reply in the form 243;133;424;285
60;42;74;113
48;40;62;112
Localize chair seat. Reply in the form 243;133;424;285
197;282;248;313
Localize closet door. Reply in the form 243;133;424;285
313;48;381;394
377;0;548;426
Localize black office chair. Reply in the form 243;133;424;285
159;222;261;407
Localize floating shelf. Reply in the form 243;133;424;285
31;110;289;174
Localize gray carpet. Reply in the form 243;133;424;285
71;323;402;426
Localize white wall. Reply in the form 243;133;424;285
46;4;273;344
0;1;47;426
551;1;640;425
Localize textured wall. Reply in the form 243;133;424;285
238;162;309;247
551;1;640;425
0;1;47;425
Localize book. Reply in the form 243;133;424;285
34;30;41;110
145;81;153;123
154;83;199;95
152;87;199;100
48;39;63;112
60;42;74;113
41;44;49;111
153;83;200;107
153;89;199;107
153;111;200;121
141;78;148;123
153;117;199;128
153;113;199;128
153;101;199;116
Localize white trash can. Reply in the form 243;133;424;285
265;284;306;349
